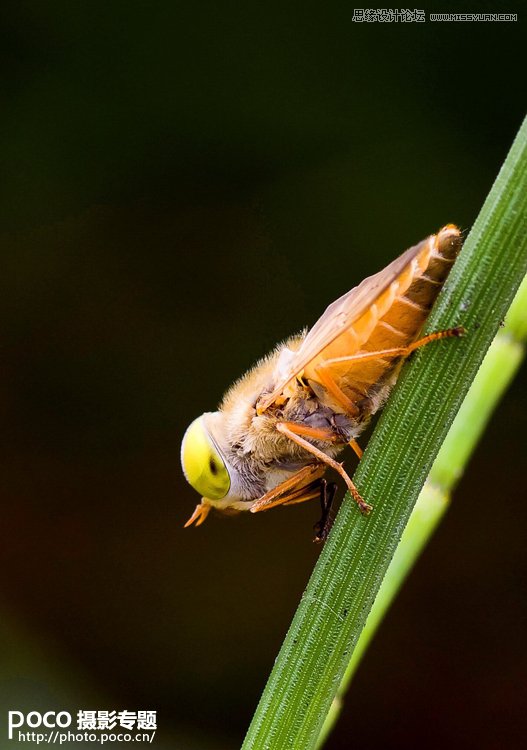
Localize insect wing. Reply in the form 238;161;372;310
259;235;435;410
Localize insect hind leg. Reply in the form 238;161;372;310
312;326;465;419
317;326;465;372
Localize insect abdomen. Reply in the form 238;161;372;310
330;225;462;398
372;226;460;341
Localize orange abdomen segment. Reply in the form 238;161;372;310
306;225;462;400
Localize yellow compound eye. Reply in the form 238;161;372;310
180;416;231;500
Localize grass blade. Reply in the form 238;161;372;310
242;114;527;750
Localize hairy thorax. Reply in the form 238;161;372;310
216;339;360;500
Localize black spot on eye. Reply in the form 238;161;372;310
209;458;218;475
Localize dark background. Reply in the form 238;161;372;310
1;2;526;748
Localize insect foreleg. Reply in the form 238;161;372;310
250;464;325;514
276;422;372;514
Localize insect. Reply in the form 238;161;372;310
181;225;463;540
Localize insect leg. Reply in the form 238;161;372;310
276;422;372;514
313;479;338;543
312;364;361;417
316;326;465;371
349;439;363;459
250;464;326;513
271;422;340;443
285;419;364;461
282;486;324;506
396;326;466;354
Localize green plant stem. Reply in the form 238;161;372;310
316;272;527;748
242;114;527;750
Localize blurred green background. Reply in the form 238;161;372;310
1;2;526;748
